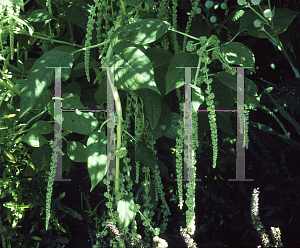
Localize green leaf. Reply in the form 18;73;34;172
111;18;171;46
135;182;157;209
143;47;173;68
219;42;255;73
117;195;135;230
94;80;107;105
25;145;52;175
31;236;42;241
148;102;172;140
110;47;161;95
240;7;299;38
73;61;100;71
50;93;98;135
165;52;199;95
214;71;260;109
27;9;56;23
249;121;300;151
28;120;53;134
86;130;107;192
66;0;90;30
212;80;235;122
20;47;75;118
264;89;300;136
192;84;205;112
135;140;157;171
21;131;48;147
67;141;86;162
137;89;162;130
164;112;182;139
12;15;34;35
33;89;51;109
62;81;81;96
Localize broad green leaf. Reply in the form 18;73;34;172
153;63;169;97
240;7;299;38
94;80;107;105
66;0;90;30
197;80;234;136
21;131;48;147
137;89;162;130
25;145;52;176
20;47;75;118
67;141;86;162
165;52;199;95
208;80;235;135
164;112;182;139
86;130;107;192
219;42;255;73
73;61;100;71
62;81;81;96
135;140;157;171
143;47;173;68
214;71;260;109
33;88;51;109
192;84;204;112
49;93;98;135
148;102;172;140
27;9;56;23
249;121;300;151
111;18;171;46
117;195;135;230
29;120;53;134
110;47;161;95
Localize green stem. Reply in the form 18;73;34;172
120;0;126;14
248;5;270;25
170;28;199;41
70;40;111;56
261;27;297;76
229;31;241;43
275;34;297;75
18;32;83;48
193;55;202;87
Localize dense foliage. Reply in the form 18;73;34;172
1;0;300;247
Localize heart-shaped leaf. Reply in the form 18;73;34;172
110;47;161;95
86;130;107;192
117;195;135;230
20;47;76;118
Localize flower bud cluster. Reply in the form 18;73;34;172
186;41;197;52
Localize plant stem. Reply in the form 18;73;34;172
261;26;299;78
71;40;111;56
170;28;199;41
18;32;83;48
248;5;270;25
275;34;299;78
229;31;241;43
